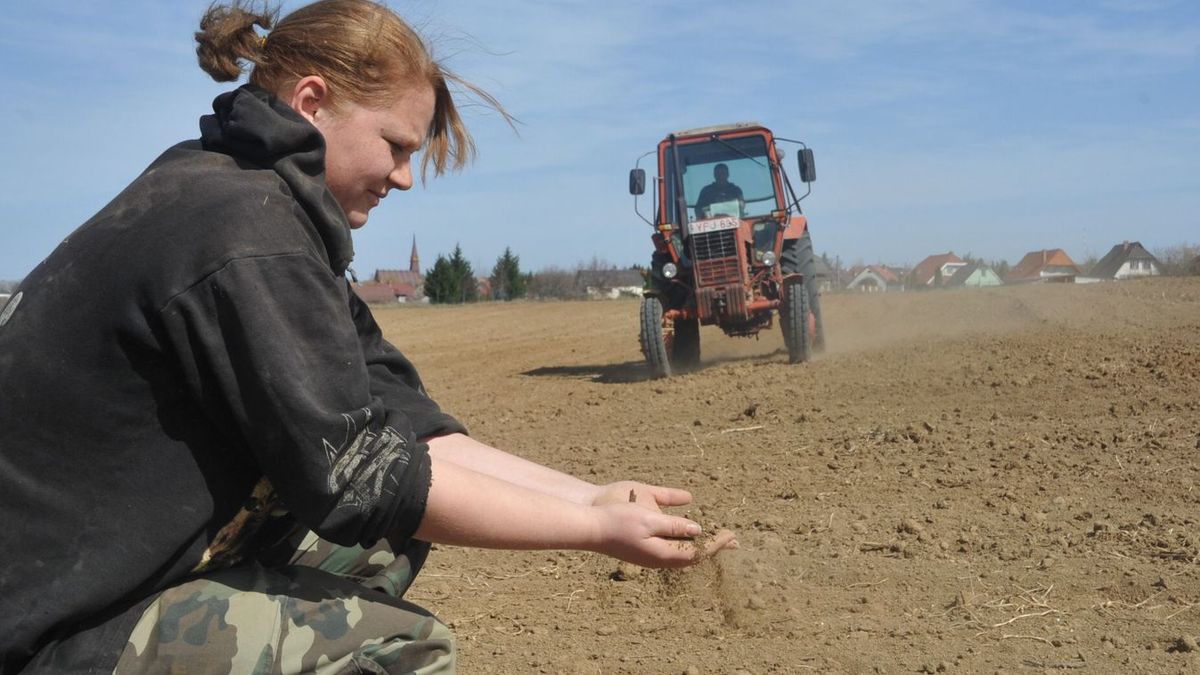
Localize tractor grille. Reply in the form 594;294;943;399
690;229;741;286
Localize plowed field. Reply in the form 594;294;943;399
376;277;1200;674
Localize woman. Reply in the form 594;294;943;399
0;1;735;672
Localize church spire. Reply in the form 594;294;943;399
410;236;420;274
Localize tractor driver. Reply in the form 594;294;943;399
694;162;744;219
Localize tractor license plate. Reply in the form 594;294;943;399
686;216;740;236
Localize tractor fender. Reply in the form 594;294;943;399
782;215;808;241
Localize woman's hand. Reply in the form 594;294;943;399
418;457;737;564
591;480;693;512
589;502;739;568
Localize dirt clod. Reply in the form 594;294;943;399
1170;636;1199;653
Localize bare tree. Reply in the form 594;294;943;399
1152;242;1200;276
577;255;618;291
527;266;579;300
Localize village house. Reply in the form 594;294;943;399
1005;249;1081;284
475;276;492;300
1084;241;1162;280
352;237;425;304
945;262;1003;288
575;268;645;299
351;283;401;304
846;265;902;293
811;256;836;294
909;252;967;288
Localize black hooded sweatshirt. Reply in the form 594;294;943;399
0;86;465;673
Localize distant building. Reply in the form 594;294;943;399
811;256;836;294
909;252;967;288
352;282;401;305
846;265;902;293
352;236;426;304
576;269;645;299
1085;241;1162;280
1005;249;1081;284
945;263;1003;288
475;276;492;299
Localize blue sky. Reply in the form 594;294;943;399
1;0;1198;280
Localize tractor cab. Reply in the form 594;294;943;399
662;126;783;225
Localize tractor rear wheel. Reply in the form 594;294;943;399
781;231;826;352
671;317;701;370
782;279;812;364
640;296;671;378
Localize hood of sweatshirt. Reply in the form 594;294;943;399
199;85;354;275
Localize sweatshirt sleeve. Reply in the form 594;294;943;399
158;253;429;546
345;282;468;440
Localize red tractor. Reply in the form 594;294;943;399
630;122;824;377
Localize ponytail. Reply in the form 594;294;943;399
195;2;276;83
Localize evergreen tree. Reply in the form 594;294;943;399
424;244;478;304
423;254;457;304
449;245;478;303
489;247;526;301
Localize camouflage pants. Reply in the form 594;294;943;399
112;533;454;674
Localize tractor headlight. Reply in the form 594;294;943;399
662;262;678;279
761;251;777;267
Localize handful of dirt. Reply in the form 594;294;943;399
688;527;739;562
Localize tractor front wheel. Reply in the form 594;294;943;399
782;279;812;364
781;232;826;352
640;296;671;378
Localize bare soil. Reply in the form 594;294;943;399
375;278;1200;674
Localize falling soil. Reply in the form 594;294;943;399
376;277;1200;674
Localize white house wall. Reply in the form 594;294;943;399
1114;260;1159;279
940;263;967;282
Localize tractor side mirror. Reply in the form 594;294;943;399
629;168;646;195
798;148;816;183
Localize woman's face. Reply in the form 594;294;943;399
313;84;436;229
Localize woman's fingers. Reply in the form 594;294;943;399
699;528;739;558
594;482;692;512
648;485;693;507
660;515;703;539
650;517;738;566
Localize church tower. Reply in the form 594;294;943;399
409;236;420;274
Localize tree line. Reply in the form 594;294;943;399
423;246;645;304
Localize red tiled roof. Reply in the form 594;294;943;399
1006;249;1080;283
352;282;398;304
376;269;422;286
871;265;901;284
847;265;900;288
390;283;418;298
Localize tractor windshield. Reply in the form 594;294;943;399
664;134;777;224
